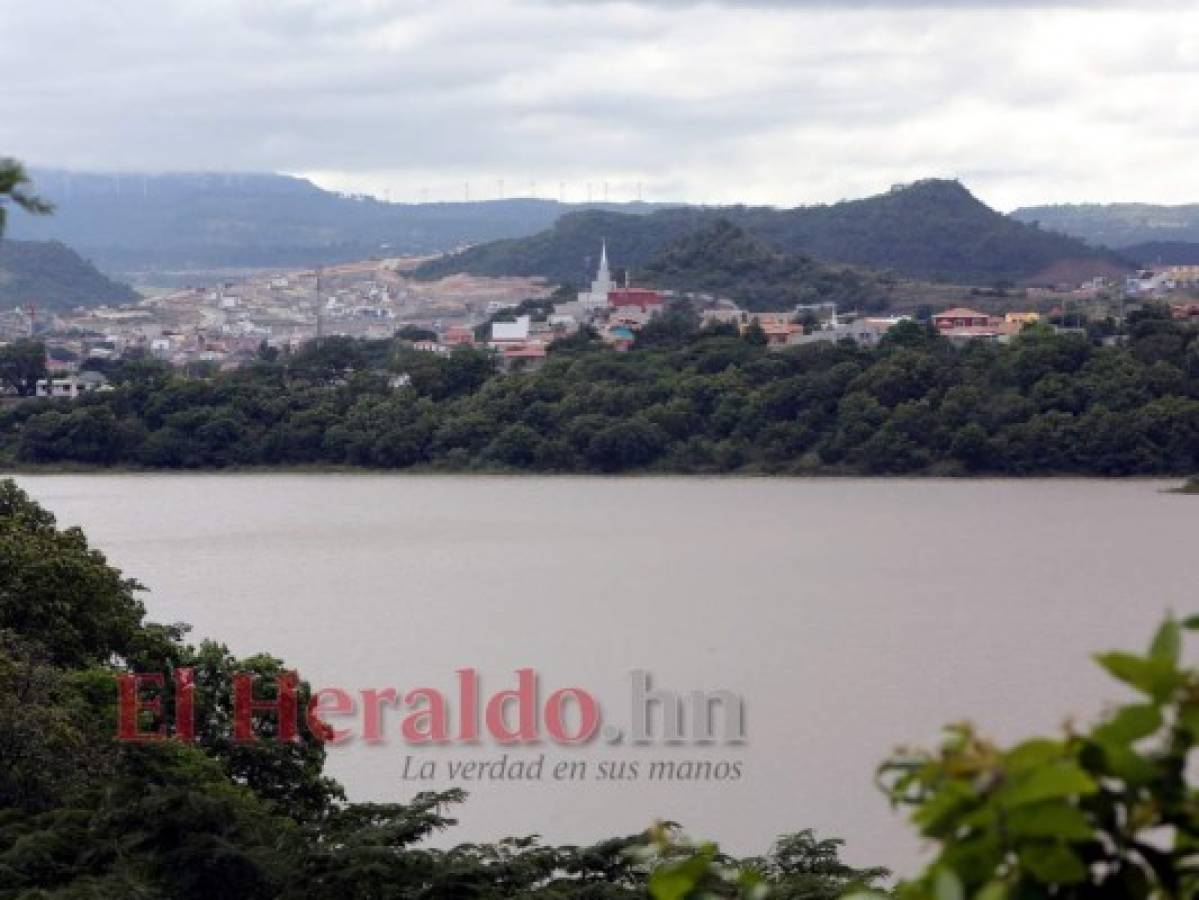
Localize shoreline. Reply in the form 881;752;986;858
1;463;1191;487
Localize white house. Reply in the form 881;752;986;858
491;315;531;343
35;372;112;399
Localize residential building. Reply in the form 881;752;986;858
609;287;664;312
34;372;112;399
744;312;801;346
491;316;532;344
1005;311;1041;326
933;308;991;329
789;319;891;347
443;325;476;346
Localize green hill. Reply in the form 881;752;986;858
640;219;893;311
417;179;1130;287
0;240;140;311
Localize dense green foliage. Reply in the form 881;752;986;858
640;221;894;312
417;180;1127;287
864;614;1199;900
0;239;139;310
4;304;1199;476
0;479;885;898
0;338;48;397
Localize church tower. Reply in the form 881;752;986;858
597;240;610;285
578;239;615;310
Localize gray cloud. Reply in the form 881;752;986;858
539;0;1181;7
1;0;1197;209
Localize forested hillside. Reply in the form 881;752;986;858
0;239;140;310
417;180;1130;287
640;220;895;312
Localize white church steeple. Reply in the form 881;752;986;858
578;240;615;310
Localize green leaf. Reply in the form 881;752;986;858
934;867;965;900
1149;617;1181;665
1092;703;1163;746
998;762;1097;808
913;781;977;836
1005;739;1065;773
1094;652;1182;702
1096;742;1158;785
1004;802;1094;840
649;856;709;900
1019;843;1088;884
647;869;694;900
1180;614;1199;631
975;881;1009;900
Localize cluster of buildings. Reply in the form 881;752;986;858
422;242;671;369
0;258;550;374
8;242;1199;399
1125;265;1199;299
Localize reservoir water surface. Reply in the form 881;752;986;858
11;474;1196;874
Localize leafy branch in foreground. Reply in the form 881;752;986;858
863;614;1199;900
0;158;53;237
639;824;889;900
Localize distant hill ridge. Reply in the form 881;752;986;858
6;169;672;274
0;240;140;311
417;179;1130;287
1011;201;1199;250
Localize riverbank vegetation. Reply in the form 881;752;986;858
2;303;1198;476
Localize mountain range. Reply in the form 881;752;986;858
0;171;1158;313
417;179;1130;288
4;170;667;274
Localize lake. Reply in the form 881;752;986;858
9;474;1197;875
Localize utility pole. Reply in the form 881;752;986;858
315;268;324;344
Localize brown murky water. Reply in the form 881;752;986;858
12;474;1196;874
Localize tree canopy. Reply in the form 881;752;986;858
4;307;1199;477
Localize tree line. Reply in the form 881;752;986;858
3;303;1198;476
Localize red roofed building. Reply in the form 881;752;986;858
933;308;991;329
608;288;664;312
443;325;475;346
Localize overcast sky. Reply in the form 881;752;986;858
2;0;1196;210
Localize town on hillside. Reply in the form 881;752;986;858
3;241;1199;400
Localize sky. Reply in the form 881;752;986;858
2;0;1197;211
